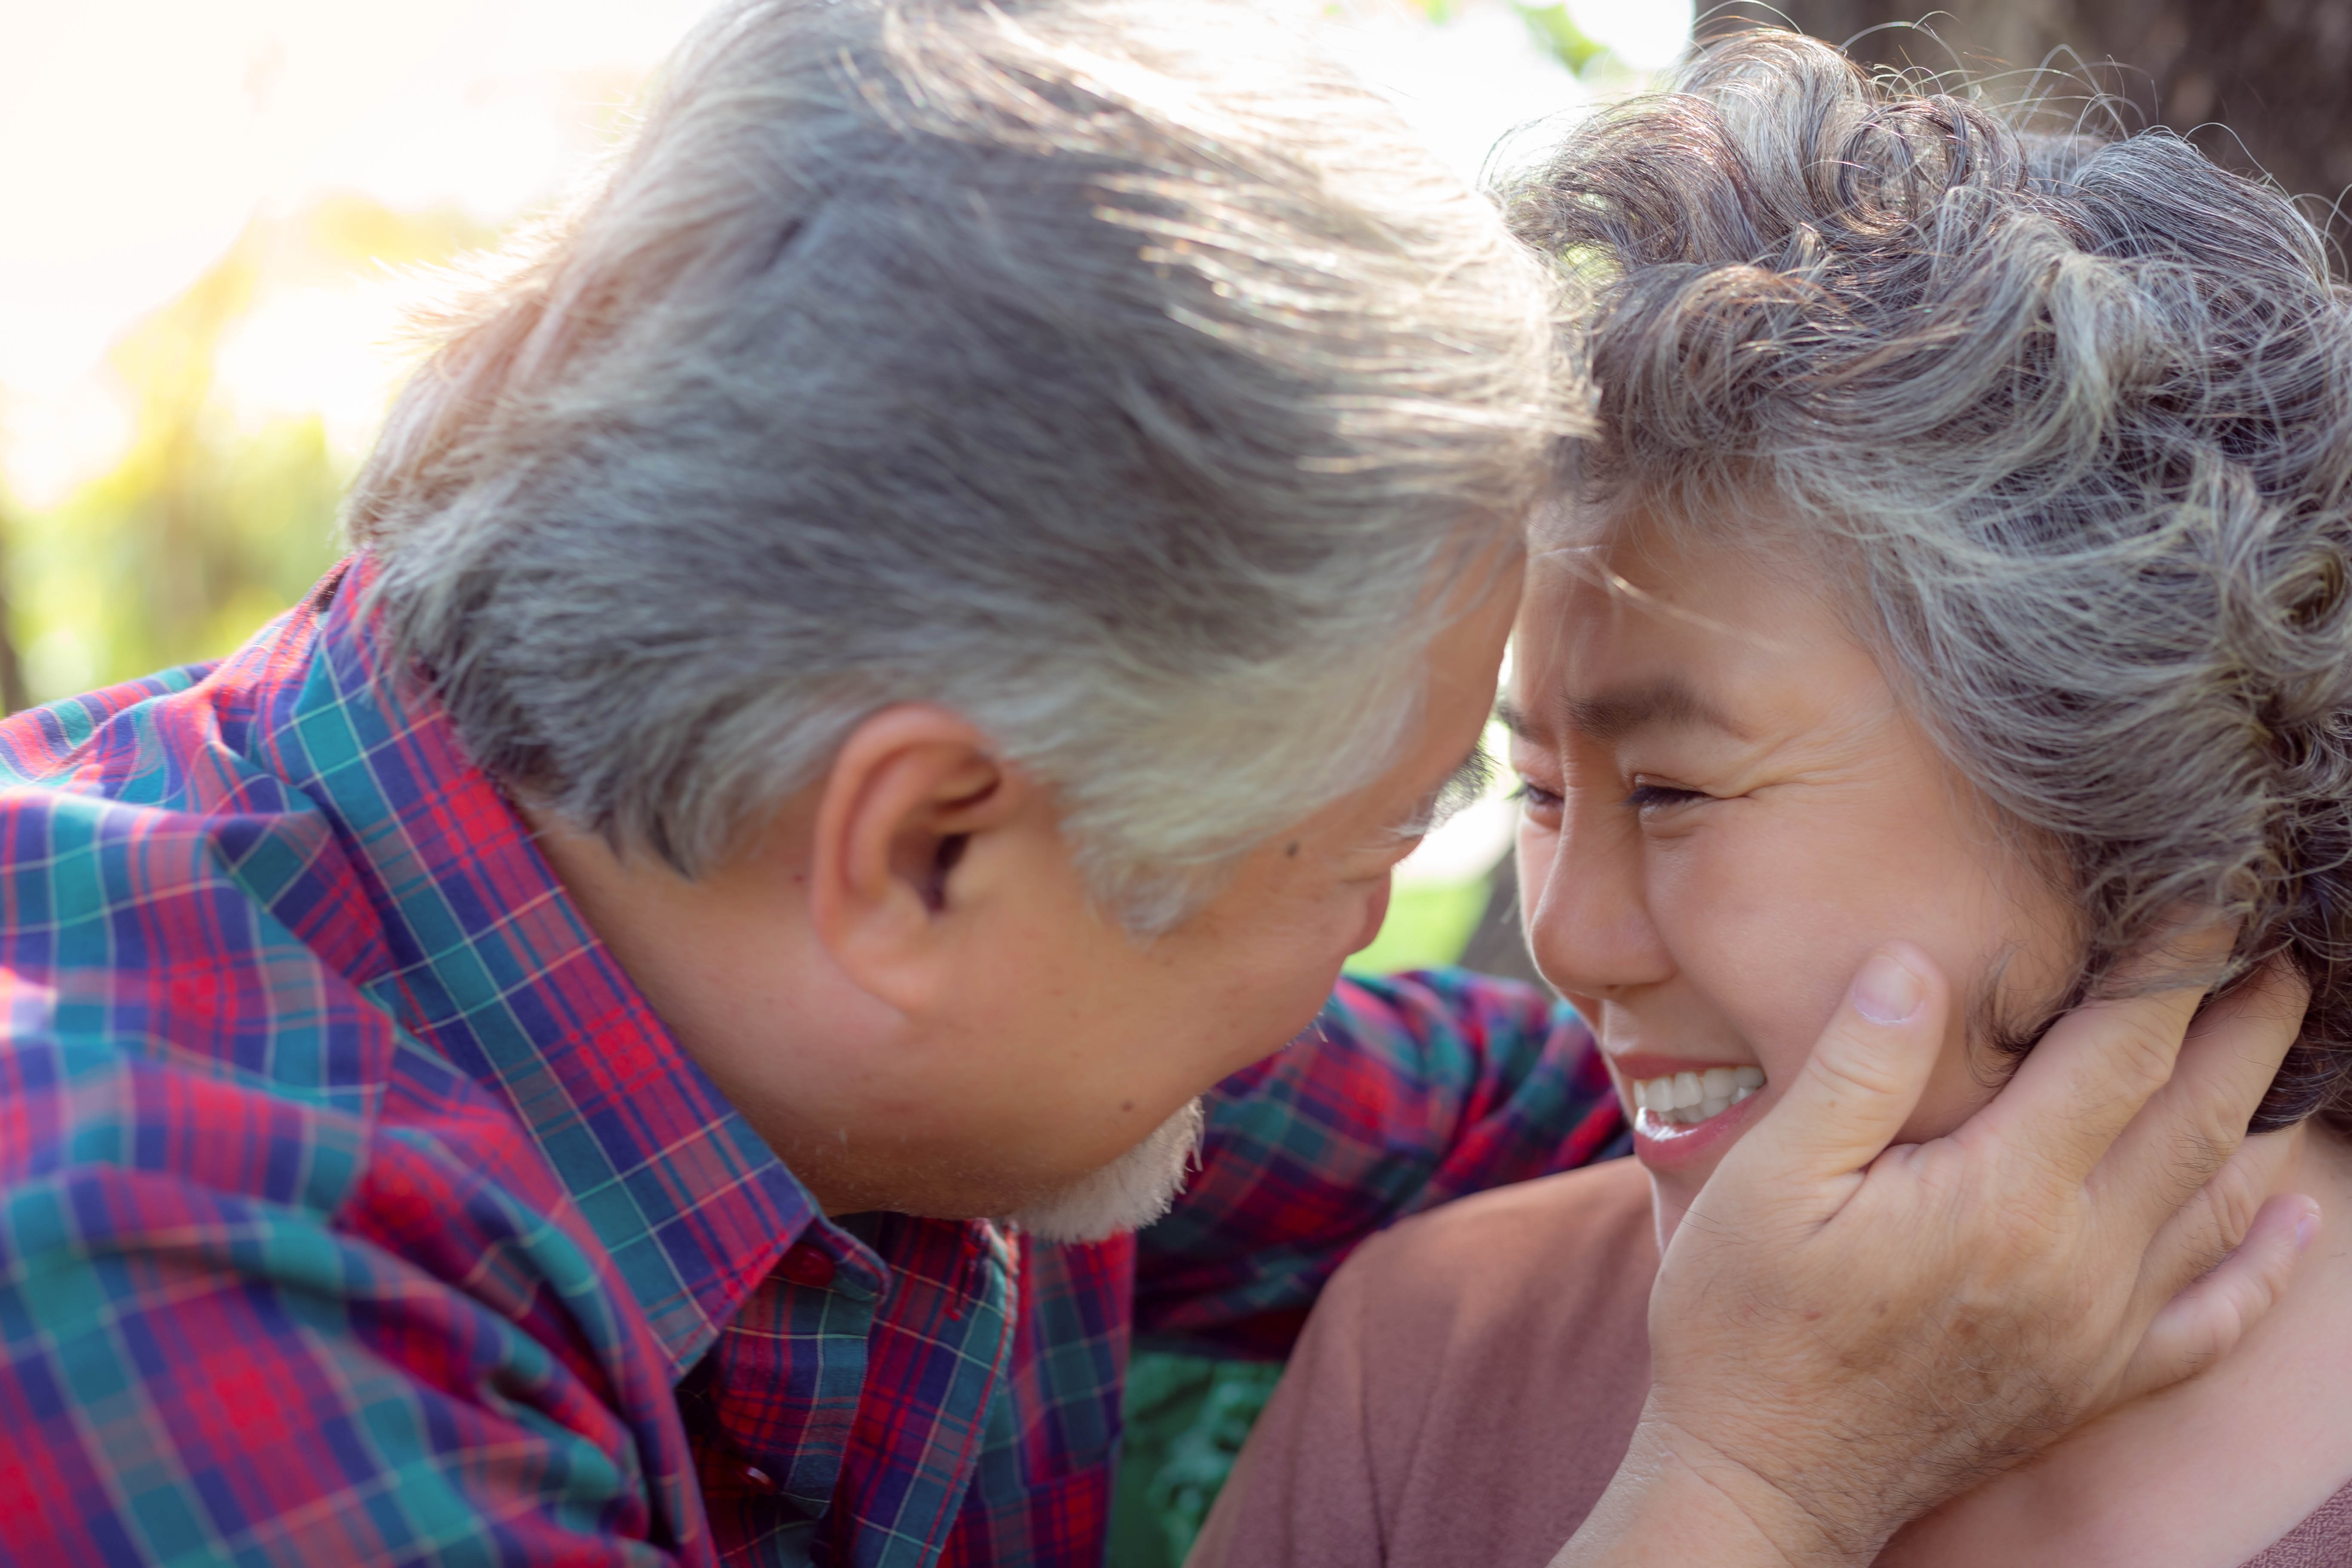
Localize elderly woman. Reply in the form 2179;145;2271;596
1189;31;2352;1568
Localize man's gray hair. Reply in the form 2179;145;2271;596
347;0;1567;930
1507;30;2352;1129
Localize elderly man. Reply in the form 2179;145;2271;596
0;0;2303;1565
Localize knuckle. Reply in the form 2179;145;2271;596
2104;1015;2184;1098
1984;1136;2083;1215
1806;1036;1909;1106
2169;1124;2241;1197
2199;1164;2265;1253
1958;1173;2078;1276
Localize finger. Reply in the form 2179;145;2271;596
2127;1122;2301;1321
2099;960;2309;1235
2112;1193;2318;1407
1978;921;2240;1184
1715;943;1949;1188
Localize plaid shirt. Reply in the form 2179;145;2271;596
0;560;1623;1567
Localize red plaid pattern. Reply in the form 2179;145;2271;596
0;558;1623;1565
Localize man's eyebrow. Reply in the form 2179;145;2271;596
1563;680;1746;743
1391;744;1495;839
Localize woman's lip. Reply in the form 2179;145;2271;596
1604;1052;1770;1174
1627;1087;1766;1171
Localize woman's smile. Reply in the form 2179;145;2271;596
1510;527;2083;1240
1603;1048;1770;1168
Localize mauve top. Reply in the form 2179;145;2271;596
1189;1158;2352;1568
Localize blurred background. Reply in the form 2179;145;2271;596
10;0;2348;1559
0;0;1684;986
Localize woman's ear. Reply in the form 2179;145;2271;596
807;704;1037;1014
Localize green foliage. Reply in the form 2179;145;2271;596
1402;0;1619;89
1342;878;1493;976
1110;1354;1286;1568
1513;1;1608;72
27;251;336;689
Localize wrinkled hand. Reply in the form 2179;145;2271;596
1556;940;2312;1568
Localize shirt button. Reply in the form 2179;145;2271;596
741;1464;776;1492
778;1245;836;1289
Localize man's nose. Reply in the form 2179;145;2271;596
1522;793;1673;1000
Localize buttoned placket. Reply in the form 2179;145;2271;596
702;1222;889;1525
685;1213;1024;1567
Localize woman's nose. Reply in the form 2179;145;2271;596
1522;792;1673;999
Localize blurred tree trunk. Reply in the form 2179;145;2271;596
1765;0;2352;254
0;525;30;716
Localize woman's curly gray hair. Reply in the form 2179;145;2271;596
1508;29;2352;1131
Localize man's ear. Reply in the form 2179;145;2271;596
807;704;1036;1014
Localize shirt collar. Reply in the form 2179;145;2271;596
263;556;834;1375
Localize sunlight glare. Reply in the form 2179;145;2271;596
0;0;1681;512
1568;0;1696;71
0;0;708;504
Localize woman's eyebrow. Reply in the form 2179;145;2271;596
1499;681;1747;744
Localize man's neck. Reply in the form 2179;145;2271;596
518;800;897;1215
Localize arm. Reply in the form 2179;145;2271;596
1135;968;1623;1358
1555;943;2314;1568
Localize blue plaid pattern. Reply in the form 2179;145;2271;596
0;558;1623;1565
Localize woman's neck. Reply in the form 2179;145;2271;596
1879;1121;2352;1568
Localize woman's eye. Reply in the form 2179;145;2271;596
1624;781;1709;812
1509;781;1564;812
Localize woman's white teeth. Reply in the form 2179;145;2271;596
1631;1065;1764;1126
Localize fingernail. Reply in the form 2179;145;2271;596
2297;1204;2321;1253
1853;951;1925;1025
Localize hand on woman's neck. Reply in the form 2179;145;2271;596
1880;1120;2352;1568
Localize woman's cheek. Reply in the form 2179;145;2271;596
1895;1020;2006;1143
1729;998;1822;1093
1657;871;1854;1085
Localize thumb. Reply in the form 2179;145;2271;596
1720;943;1951;1188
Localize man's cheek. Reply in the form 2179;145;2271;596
1351;878;1394;953
1231;961;1347;1071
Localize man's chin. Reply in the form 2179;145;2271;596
1000;1098;1207;1244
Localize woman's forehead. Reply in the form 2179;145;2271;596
1509;537;1890;762
1524;528;1844;662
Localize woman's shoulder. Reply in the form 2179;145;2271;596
1317;1155;1658;1428
1191;1158;1660;1568
1344;1153;1657;1314
1273;1157;1657;1565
